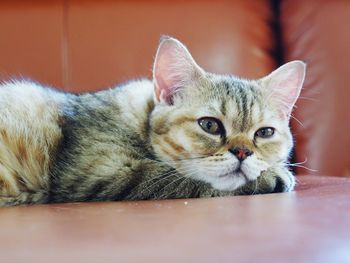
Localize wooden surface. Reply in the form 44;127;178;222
1;176;350;263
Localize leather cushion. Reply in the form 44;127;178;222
281;0;350;176
0;0;277;92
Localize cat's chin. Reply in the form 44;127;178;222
208;161;267;191
209;167;261;191
210;172;248;191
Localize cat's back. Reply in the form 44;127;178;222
59;79;155;148
0;79;156;205
50;79;158;202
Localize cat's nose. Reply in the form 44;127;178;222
229;147;253;162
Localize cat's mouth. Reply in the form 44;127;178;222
218;163;244;177
218;167;246;179
202;163;259;191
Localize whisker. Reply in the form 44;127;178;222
158;176;188;199
286;163;318;172
289;158;309;166
284;157;317;172
298;96;318;102
252;178;259;195
139;165;204;193
290;114;304;127
138;169;187;191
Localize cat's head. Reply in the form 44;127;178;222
150;36;305;191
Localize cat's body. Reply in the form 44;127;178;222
50;79;217;203
0;37;305;206
0;79;219;205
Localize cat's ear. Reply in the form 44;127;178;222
153;36;205;104
260;60;306;119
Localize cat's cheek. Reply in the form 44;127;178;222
173;128;221;156
167;129;199;155
254;139;290;164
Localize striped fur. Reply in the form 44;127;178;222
0;37;304;206
150;74;296;192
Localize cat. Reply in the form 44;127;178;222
0;36;305;206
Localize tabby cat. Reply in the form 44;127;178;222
0;36;305;206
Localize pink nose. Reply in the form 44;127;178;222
230;147;253;161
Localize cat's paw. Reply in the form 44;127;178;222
237;166;295;195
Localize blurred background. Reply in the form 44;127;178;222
0;0;349;178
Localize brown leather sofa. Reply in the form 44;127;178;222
0;1;349;262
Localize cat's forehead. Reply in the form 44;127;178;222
200;75;267;131
203;75;262;106
209;75;260;95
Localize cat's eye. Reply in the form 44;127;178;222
198;117;223;135
255;127;275;138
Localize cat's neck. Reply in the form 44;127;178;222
112;79;155;140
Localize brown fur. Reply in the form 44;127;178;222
0;81;63;204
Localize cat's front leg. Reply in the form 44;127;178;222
237;166;295;195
